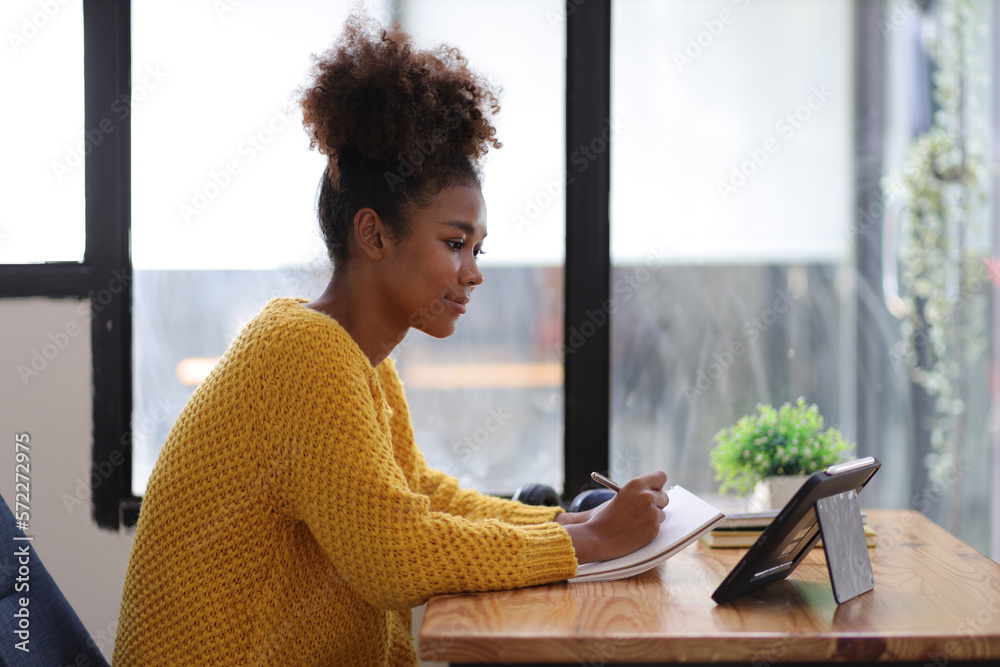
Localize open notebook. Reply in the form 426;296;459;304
568;486;725;583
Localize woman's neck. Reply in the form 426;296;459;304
305;270;407;368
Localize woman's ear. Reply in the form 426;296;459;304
353;208;387;260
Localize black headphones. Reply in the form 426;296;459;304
512;483;615;514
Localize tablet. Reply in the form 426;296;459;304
711;456;881;604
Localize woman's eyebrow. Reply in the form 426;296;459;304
438;220;486;238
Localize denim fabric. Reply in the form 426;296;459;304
0;493;109;667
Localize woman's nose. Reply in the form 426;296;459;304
462;258;484;287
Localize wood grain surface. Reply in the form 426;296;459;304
418;510;1000;664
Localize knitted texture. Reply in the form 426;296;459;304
113;298;577;666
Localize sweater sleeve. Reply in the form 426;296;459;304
375;361;565;526
263;322;577;611
414;453;566;525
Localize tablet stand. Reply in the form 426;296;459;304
814;489;875;604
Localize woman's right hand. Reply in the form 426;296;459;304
562;471;670;564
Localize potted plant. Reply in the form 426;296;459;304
710;398;852;509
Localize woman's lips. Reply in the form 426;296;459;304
445;296;469;314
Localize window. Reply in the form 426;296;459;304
130;0;567;495
610;0;999;556
610;0;853;497
5;1;995;559
1;0;85;264
1;0;133;529
381;0;567;492
130;0;355;494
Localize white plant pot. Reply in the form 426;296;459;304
748;474;809;511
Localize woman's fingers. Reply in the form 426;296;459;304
622;471;669;509
636;470;668;492
567;470;673;562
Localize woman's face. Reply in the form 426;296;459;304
381;182;486;339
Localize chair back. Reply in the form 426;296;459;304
0;493;109;666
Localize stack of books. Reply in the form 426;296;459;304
700;509;876;549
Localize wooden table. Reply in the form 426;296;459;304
418;510;1000;665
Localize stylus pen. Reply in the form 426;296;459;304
590;471;621;492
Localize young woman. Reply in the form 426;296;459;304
114;16;667;666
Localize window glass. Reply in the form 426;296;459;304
610;0;998;556
610;0;854;493
131;0;566;495
393;0;566;493
131;0;385;493
131;0;343;272
0;1;84;263
611;0;852;265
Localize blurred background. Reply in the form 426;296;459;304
120;0;999;558
2;0;997;608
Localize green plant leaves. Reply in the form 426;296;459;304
710;398;852;496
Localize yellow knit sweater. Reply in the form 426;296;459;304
113;297;577;666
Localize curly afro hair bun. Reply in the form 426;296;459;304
302;14;501;184
301;15;500;264
299;15;501;264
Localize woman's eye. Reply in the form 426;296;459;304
448;239;484;259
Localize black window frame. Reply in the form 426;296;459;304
0;0;895;530
0;0;139;529
0;0;614;530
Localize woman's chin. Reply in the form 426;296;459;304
414;320;459;339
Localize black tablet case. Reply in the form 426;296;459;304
711;457;881;605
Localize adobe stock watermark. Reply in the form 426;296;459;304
178;107;294;223
847;186;903;245
433;408;514;483
419;614;476;664
716;84;831;203
383;103;468;193
215;0;396;24
544;0;587;29
248;573;345;663
682;288;800;403
947;592;1000;659
51;65;168;182
512;117;628;234
452;407;511;462
19;264;130;384
61;396;181;514
847;133;940;243
379;274;481;360
83;619;118;662
410;286;463;331
16;320;83;386
914;587;1000;665
557;246;669;361
878;0;918;38
191;461;284;558
567;447;641;502
886;258;993;371
673;0;754;73
269;252;330;304
578;632;634;666
377;309;436;361
749;624;802;667
212;0;244;19
861;463;966;554
78;266;132;319
7;0;73;54
908;463;971;520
